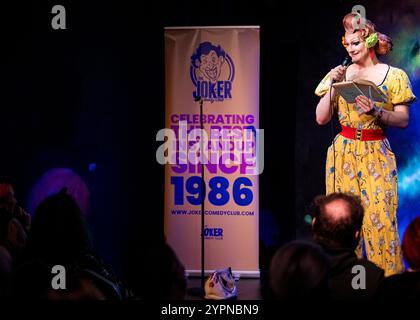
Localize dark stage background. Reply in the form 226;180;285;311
0;0;418;281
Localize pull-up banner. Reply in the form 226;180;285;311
163;26;260;277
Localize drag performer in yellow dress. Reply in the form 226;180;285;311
315;13;416;276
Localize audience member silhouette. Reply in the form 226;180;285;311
268;240;331;300
0;183;29;298
376;216;420;299
0;183;31;232
0;208;28;297
124;238;187;300
13;188;130;299
46;273;107;300
312;192;384;300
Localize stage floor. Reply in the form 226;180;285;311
186;277;262;300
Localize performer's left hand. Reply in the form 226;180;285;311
355;95;375;114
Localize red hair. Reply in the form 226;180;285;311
342;13;393;56
402;216;420;270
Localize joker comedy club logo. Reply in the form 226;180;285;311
190;41;235;102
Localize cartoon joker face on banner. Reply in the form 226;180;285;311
190;41;234;102
191;42;225;82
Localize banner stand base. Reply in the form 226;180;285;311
186;269;260;279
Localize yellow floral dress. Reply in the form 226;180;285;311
315;66;416;276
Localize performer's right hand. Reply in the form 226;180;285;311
330;65;347;82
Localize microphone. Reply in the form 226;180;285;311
332;56;352;83
341;56;352;68
194;95;202;102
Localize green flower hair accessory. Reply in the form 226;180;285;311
365;32;378;48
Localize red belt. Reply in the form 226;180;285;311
340;125;385;141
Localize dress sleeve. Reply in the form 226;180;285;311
389;68;417;105
315;72;332;97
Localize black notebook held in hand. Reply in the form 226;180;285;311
332;79;388;103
